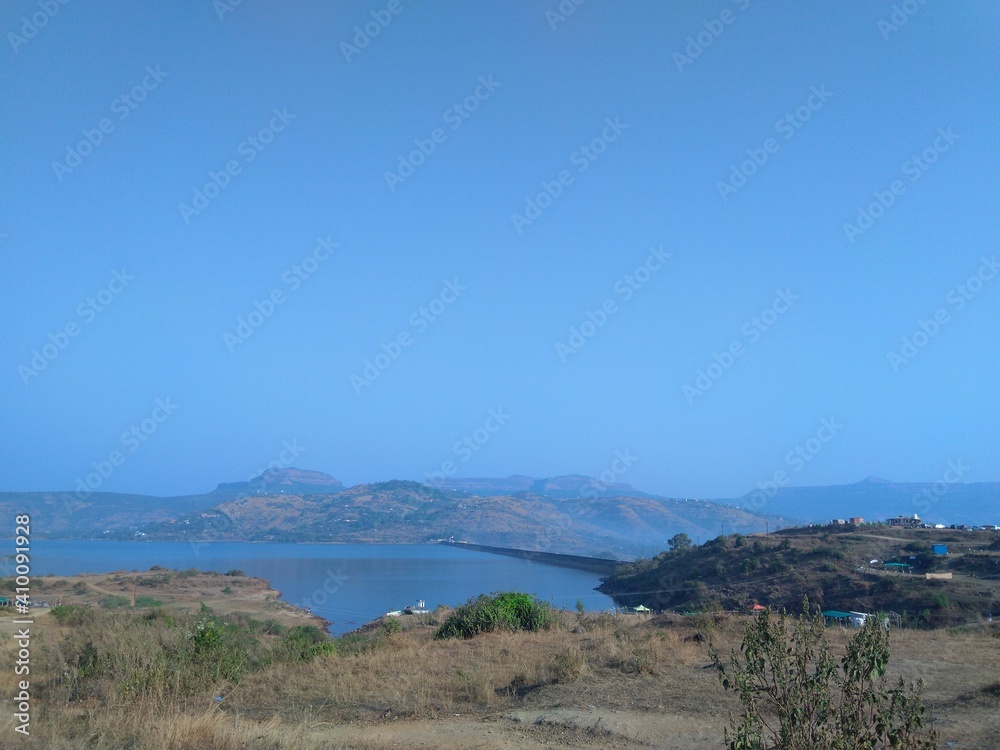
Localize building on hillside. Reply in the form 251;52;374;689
849;517;864;525
886;514;922;529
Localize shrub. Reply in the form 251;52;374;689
100;595;130;609
133;596;162;608
382;617;402;634
276;625;337;661
225;569;245;577
711;606;937;749
435;592;552;639
767;558;790;574
931;593;950;610
50;604;92;626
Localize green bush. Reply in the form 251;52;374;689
275;625;337;661
133;596;163;608
50;604;92;626
382;617;402;634
435;592;552;639
931;593;950;610
712;606;937;749
100;595;130;609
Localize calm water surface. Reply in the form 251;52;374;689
31;541;616;635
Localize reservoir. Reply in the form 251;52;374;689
27;541;616;635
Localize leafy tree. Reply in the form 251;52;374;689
711;605;936;749
668;532;692;553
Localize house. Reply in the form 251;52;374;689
849;517;864;525
887;514;922;529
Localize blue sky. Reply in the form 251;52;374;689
2;0;998;501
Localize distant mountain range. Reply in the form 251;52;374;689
428;473;657;499
734;475;1000;527
1;469;996;558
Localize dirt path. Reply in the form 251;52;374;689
305;709;723;750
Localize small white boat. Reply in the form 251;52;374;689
403;599;430;615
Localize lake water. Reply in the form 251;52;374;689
29;541;616;635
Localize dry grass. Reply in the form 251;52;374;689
2;609;999;749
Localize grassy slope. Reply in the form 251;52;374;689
2;598;999;750
600;526;1000;626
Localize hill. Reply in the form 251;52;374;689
599;525;1000;626
432;473;657;499
215;467;344;495
143;480;788;559
0;489;218;538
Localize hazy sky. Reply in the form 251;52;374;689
2;1;998;501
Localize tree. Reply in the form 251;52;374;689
668;532;692;553
710;604;936;750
